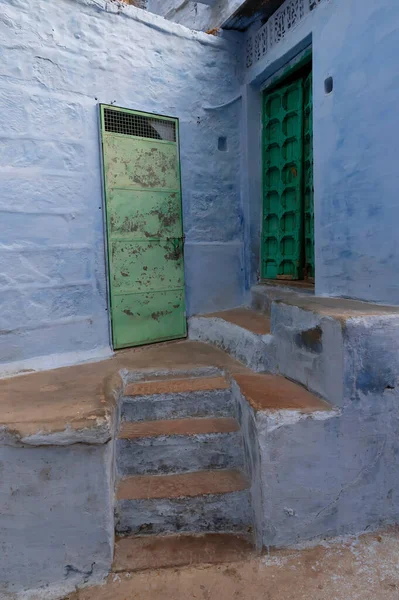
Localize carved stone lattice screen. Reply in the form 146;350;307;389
246;0;324;69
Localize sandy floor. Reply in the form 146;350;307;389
66;527;399;600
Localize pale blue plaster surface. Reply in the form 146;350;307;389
312;0;399;304
0;442;114;599
0;0;244;368
3;0;399;372
243;0;399;305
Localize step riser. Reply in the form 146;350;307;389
188;317;275;373
117;432;244;476
251;285;314;316
114;533;255;572
121;389;234;422
251;288;273;315
116;490;252;536
272;302;343;405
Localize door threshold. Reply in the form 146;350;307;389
259;279;315;292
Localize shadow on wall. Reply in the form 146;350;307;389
122;0;148;8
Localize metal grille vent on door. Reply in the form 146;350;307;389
103;108;176;142
100;105;186;350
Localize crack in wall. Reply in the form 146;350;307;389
311;437;387;523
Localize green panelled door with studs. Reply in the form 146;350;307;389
261;71;314;280
100;105;186;349
303;71;314;279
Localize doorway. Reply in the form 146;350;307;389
99;105;186;349
261;61;314;281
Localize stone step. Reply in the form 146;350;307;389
188;308;274;372
117;418;244;476
119;416;239;438
124;375;230;397
257;292;399;406
113;532;255;572
121;375;233;422
202;308;271;335
233;371;337;549
251;282;314;315
115;469;252;536
118;469;249;500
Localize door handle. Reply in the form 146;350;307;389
164;236;184;261
165;235;185;242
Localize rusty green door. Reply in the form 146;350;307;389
99;105;186;349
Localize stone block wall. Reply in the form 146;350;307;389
234;297;399;548
0;442;114;599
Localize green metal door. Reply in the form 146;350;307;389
100;105;186;349
261;69;314;280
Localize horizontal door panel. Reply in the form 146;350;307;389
113;290;186;348
103;135;179;190
111;240;184;293
107;189;182;240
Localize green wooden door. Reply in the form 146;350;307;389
303;71;314;280
261;70;314;280
100;105;186;349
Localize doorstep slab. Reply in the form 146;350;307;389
275;295;399;321
204;308;271;335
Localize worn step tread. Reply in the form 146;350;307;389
117;469;249;501
202;308;271;335
119;417;239;439
113;532;255;572
124;375;229;397
234;373;333;413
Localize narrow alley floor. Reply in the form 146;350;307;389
66;527;399;600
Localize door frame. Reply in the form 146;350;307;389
260;49;312;96
98;103;186;350
260;50;313;282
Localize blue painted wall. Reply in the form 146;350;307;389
313;0;399;304
0;0;244;369
244;0;399;306
3;0;399;371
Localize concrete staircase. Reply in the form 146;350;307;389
112;354;341;564
111;283;399;567
4;315;399;594
114;373;255;571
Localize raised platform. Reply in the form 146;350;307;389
4;291;399;600
0;341;246;444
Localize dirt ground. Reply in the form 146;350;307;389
66;527;399;600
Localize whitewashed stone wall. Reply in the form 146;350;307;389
0;0;243;373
